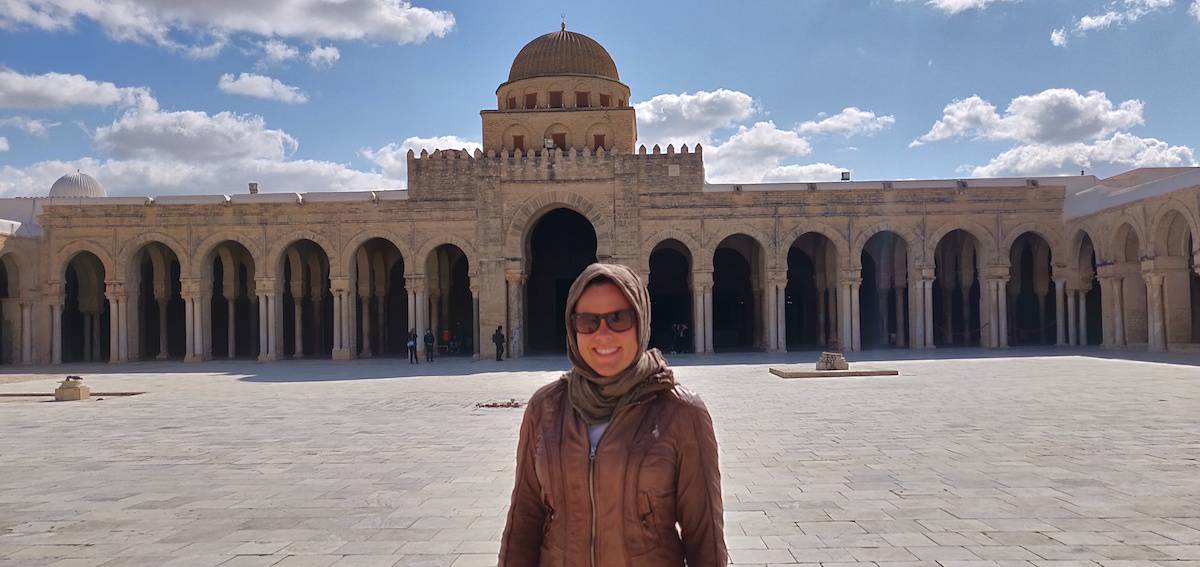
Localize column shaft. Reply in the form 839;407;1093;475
1078;290;1088;346
703;287;713;353
1067;289;1078;346
227;299;236;358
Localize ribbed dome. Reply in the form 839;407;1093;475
508;28;619;82
49;172;107;198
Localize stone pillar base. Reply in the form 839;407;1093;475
257;353;280;362
184;354;202;363
331;348;353;361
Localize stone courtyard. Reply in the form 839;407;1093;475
1;350;1199;567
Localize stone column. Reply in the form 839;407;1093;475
1066;288;1078;346
430;292;441;343
332;290;343;353
291;281;304;358
258;292;269;360
1115;277;1126;347
893;285;907;347
505;272;525;358
985;279;1000;348
312;290;324;356
997;278;1009;348
703;283;714;354
1055;278;1067;346
183;291;197;362
775;279;787;351
692;282;705;354
91;313;101;361
226;297;236;359
1078;290;1088;346
415;284;428;356
839;280;853;352
21;302;32;364
852;280;862;352
50;301;62;364
1145;271;1166;352
471;284;481;359
922;276;934;348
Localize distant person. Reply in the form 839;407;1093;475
499;263;726;566
424;328;435;362
441;328;452;354
407;329;418;364
675;322;689;354
492;325;506;361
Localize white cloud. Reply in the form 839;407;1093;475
307;45;340;68
361;135;481;184
94;105;299;162
797;107;895;137
1191;0;1200;19
1054;0;1176;46
912;89;1144;146
704;121;817;183
902;0;1013;14
635;89;757;145
0;0;454;58
1050;28;1067;46
0;156;388;197
0;116;59;136
761;163;847;182
0;68;155;109
970;132;1196;177
218;73;308;104
258;39;299;66
0;137;8;152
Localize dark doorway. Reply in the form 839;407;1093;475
648;242;692;353
526;208;597;353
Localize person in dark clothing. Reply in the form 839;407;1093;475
424;328;435;362
407;329;419;364
492;325;506;361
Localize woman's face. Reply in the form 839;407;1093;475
574;282;639;377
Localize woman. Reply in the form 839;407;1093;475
499;263;727;566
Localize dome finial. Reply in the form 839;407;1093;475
561;14;566;31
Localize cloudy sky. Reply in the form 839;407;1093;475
0;0;1198;196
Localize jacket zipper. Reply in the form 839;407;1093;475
588;444;597;567
585;400;651;567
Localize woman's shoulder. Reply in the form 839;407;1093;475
527;377;568;406
657;383;709;415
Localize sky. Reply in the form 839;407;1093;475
0;0;1198;197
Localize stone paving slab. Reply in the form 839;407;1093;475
1;349;1198;566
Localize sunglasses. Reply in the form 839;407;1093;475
570;309;637;334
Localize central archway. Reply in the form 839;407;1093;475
648;240;693;353
933;229;982;347
526;208;597;353
713;234;765;352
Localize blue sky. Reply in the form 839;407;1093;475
0;0;1198;196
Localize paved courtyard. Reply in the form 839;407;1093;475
1;349;1199;567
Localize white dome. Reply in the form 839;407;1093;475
49;172;107;198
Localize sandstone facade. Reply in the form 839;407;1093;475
0;28;1197;366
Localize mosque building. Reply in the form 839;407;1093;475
0;26;1198;365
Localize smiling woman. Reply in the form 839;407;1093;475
500;262;728;566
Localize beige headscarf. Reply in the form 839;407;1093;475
562;263;676;425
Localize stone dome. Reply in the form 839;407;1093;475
49;172;107;198
508;27;619;82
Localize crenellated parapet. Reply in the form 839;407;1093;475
405;143;706;199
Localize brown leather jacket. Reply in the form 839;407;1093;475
499;379;727;566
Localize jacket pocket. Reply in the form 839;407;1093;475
638;492;660;544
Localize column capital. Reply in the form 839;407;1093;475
329;276;351;293
504;271;527;285
1142;271;1165;286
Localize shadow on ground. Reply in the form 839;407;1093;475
2;346;1199;384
